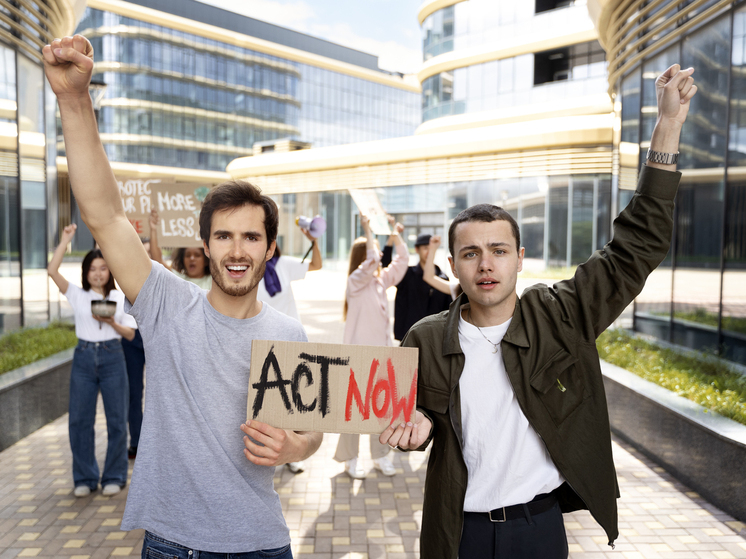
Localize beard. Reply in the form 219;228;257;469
210;255;266;298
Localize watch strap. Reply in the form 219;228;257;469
646;149;679;166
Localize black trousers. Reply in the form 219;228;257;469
458;502;568;559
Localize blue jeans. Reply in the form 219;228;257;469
122;329;145;448
141;532;293;559
69;339;129;489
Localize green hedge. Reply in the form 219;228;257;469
0;323;78;376
597;329;746;426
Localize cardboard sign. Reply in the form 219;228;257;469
348;188;392;235
118;177;170;238
247;341;419;434
151;183;212;247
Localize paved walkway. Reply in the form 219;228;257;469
2;269;745;558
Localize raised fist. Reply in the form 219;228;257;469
656;65;697;126
42;35;95;100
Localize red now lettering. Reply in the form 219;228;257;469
344;358;418;423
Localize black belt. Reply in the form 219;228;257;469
470;492;557;523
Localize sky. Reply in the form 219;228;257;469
195;0;424;74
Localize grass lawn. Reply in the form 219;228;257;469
597;329;746;426
0;322;77;376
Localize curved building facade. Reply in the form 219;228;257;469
62;0;420;261
591;0;746;364
0;0;83;334
417;0;615;268
229;0;618;272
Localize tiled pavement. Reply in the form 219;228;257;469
2;269;746;558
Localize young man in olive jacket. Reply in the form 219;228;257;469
380;64;697;559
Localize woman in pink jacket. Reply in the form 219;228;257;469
334;215;409;478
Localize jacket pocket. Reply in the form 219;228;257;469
417;384;450;414
529;349;584;426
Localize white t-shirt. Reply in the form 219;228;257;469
170;268;212;290
256;256;309;321
458;312;564;511
63;284;137;342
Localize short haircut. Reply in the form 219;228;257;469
81;249;116;299
199;180;278;248
448;204;521;256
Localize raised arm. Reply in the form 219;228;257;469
555;64;697;340
301;227;322;271
422;235;452;295
347;215;380;293
381;222;408;288
381;214;395;268
43;35;151;304
47;223;77;294
148;209;170;269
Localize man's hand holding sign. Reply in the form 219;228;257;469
247;340;426;448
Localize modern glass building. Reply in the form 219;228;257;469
62;0;420;258
229;0;616;270
0;0;83;335
590;0;746;364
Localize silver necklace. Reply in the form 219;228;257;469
468;309;500;354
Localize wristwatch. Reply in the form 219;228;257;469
646;149;679;166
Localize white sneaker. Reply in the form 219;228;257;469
286;461;305;474
73;485;91;498
102;484;121;496
344;458;366;479
373;456;396;476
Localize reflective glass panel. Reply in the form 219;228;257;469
721;5;746;364
0;44;19;333
17;54;47;327
670;16;729;345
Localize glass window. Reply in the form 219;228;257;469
721;6;746;363
547;178;568;266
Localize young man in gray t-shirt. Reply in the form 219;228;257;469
44;34;322;556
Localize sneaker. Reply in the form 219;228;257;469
73;485;91;498
286;461;305;474
373;456;396;476
102;484;122;496
127;446;137;460
344;458;366;479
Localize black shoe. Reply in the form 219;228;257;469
128;446;137;459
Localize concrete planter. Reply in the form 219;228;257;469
0;349;73;451
602;360;746;522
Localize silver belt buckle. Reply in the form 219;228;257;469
488;507;506;522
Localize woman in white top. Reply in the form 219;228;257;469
48;225;137;498
149;209;212;289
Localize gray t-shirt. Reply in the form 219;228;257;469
122;262;307;552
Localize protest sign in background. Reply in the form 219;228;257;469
248;341;419;434
117;177;169;238
150;183;212;247
348;189;392;236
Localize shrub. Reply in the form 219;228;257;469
597;329;746;426
0;322;77;376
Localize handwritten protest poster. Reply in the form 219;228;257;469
118;177;170;238
348;188;392;235
150;183;212;247
248;341;419;434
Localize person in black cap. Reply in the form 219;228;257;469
383;229;453;341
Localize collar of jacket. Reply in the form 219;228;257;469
442;292;530;356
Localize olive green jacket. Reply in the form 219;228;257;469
401;165;681;559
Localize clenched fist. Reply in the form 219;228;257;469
42;35;94;101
